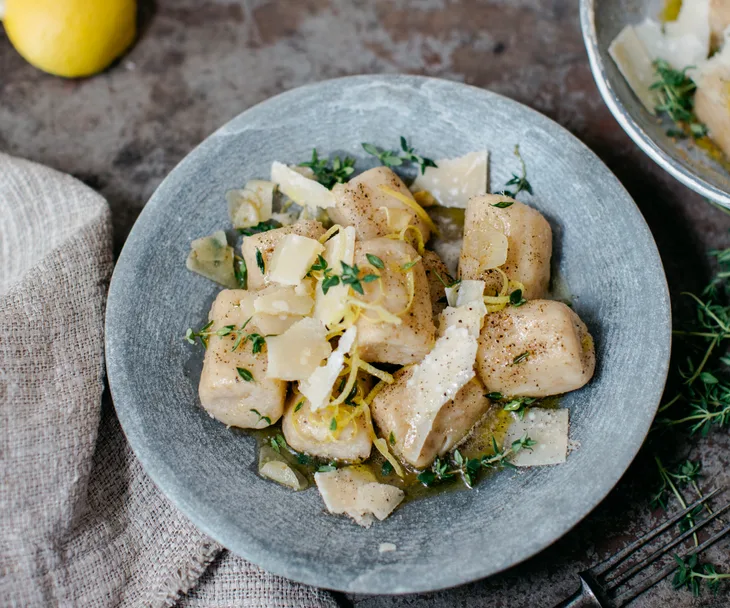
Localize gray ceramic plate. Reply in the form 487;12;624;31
581;0;730;208
105;75;670;594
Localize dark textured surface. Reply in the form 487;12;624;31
1;1;729;606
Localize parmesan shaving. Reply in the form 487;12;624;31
271;161;335;209
411;150;488;208
265;317;331;381
300;326;357;410
268;234;324;286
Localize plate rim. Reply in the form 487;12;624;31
579;0;730;209
105;73;672;594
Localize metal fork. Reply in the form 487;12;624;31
554;488;730;607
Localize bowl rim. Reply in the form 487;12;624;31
579;0;730;209
105;73;672;594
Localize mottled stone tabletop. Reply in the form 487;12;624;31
1;1;729;606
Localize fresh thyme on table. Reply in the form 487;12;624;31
361;136;437;175
650;59;708;139
649;245;730;596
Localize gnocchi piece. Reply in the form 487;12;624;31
198;290;287;428
281;392;373;462
330;167;432;241
710;0;730;50
476;299;595;398
421;249;451;321
353;238;436;365
241;220;325;291
370;367;491;469
695;62;730;161
460;194;552;299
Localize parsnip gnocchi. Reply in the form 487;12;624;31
185;140;596;527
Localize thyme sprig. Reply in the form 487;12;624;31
238;220;280;236
417;434;535;488
650;60;707;139
362;136;437;175
299;148;356;189
672;554;730;596
501;144;533;198
185;317;266;353
311;257;379;296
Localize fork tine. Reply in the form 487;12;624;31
612;520;730;607
605;499;730;590
591;488;723;576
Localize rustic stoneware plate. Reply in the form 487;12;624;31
581;0;730;208
105;75;671;594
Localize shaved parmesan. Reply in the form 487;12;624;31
271;161;335;209
609;26;658;113
258;445;308;490
253;285;314;316
252;312;302;335
439;304;486;338
504;408;569;466
456;280;485;306
634;0;710;75
403;325;479;463
266;318;331;381
411;150;488;208
186;231;237;288
300;326;357;410
314;466;404;528
313;226;356;327
226;180;275;228
444;285;459;307
269;234;324;286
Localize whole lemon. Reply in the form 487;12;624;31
2;0;137;78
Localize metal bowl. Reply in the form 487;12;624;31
581;0;730;207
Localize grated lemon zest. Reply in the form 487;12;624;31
361;405;404;477
495;267;509;297
377;185;440;236
330;355;361;407
318;224;342;244
358;362;394;385
348;298;403;325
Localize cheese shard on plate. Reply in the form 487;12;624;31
403;324;479;464
186;230;238;288
314;466;404;528
609;25;658;114
633;0;710;75
503;408;569;466
266;317;332;381
226;179;276;228
300;326;357;410
313;225;356;327
411;150;488;208
271;161;335;209
268;234;324;286
253;284;314;316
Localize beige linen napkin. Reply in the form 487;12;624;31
0;153;336;608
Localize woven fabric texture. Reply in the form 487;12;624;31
0;153;334;608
